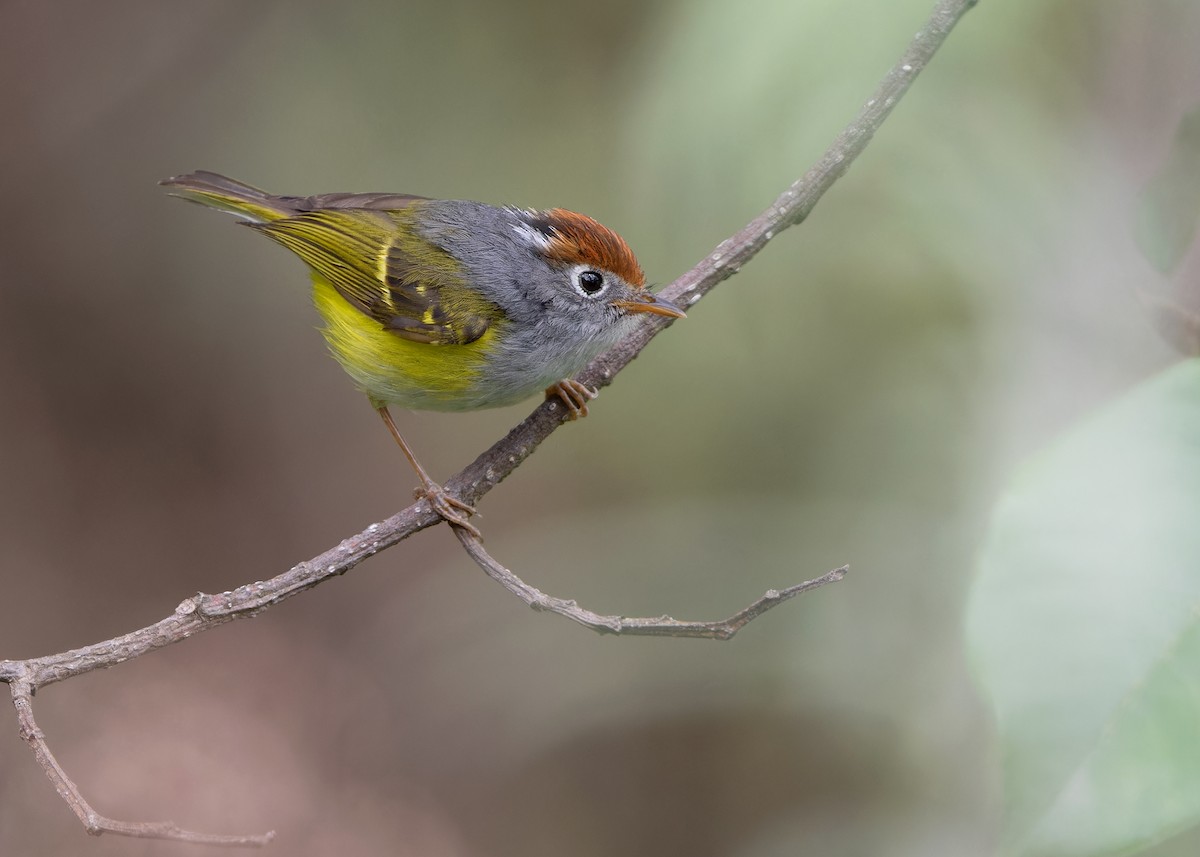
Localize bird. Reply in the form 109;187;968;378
160;171;685;535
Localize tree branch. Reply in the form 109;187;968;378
445;0;979;508
0;0;978;845
454;528;848;638
9;679;274;847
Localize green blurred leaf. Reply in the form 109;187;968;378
967;360;1200;857
1134;108;1200;275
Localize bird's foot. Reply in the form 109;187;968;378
546;379;597;420
415;483;481;538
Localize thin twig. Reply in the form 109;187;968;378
9;679;274;847
0;0;978;846
453;528;847;638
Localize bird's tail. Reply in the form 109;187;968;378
159;170;296;223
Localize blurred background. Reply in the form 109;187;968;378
0;1;1196;855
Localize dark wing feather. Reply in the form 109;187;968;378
378;240;492;343
275;191;431;212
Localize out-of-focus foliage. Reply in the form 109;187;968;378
1133;107;1200;358
1;1;1199;856
969;360;1200;857
1135;108;1200;276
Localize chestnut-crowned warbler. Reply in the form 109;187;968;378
161;171;685;534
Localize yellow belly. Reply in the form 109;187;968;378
310;275;494;411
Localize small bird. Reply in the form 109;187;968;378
161;171;684;535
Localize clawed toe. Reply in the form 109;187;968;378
415;485;481;538
546;379;598;420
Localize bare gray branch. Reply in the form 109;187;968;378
454;527;848;638
9;680;274;847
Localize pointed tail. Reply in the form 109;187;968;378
159;170;296;223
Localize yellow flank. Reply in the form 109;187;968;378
310;274;490;408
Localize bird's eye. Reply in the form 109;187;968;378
575;269;606;296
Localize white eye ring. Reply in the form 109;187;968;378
571;265;608;298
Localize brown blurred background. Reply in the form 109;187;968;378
0;1;1196;855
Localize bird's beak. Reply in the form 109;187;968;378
612;292;687;319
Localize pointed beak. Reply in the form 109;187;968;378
612;291;687;319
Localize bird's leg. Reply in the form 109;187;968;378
546;379;597;420
376;406;480;537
